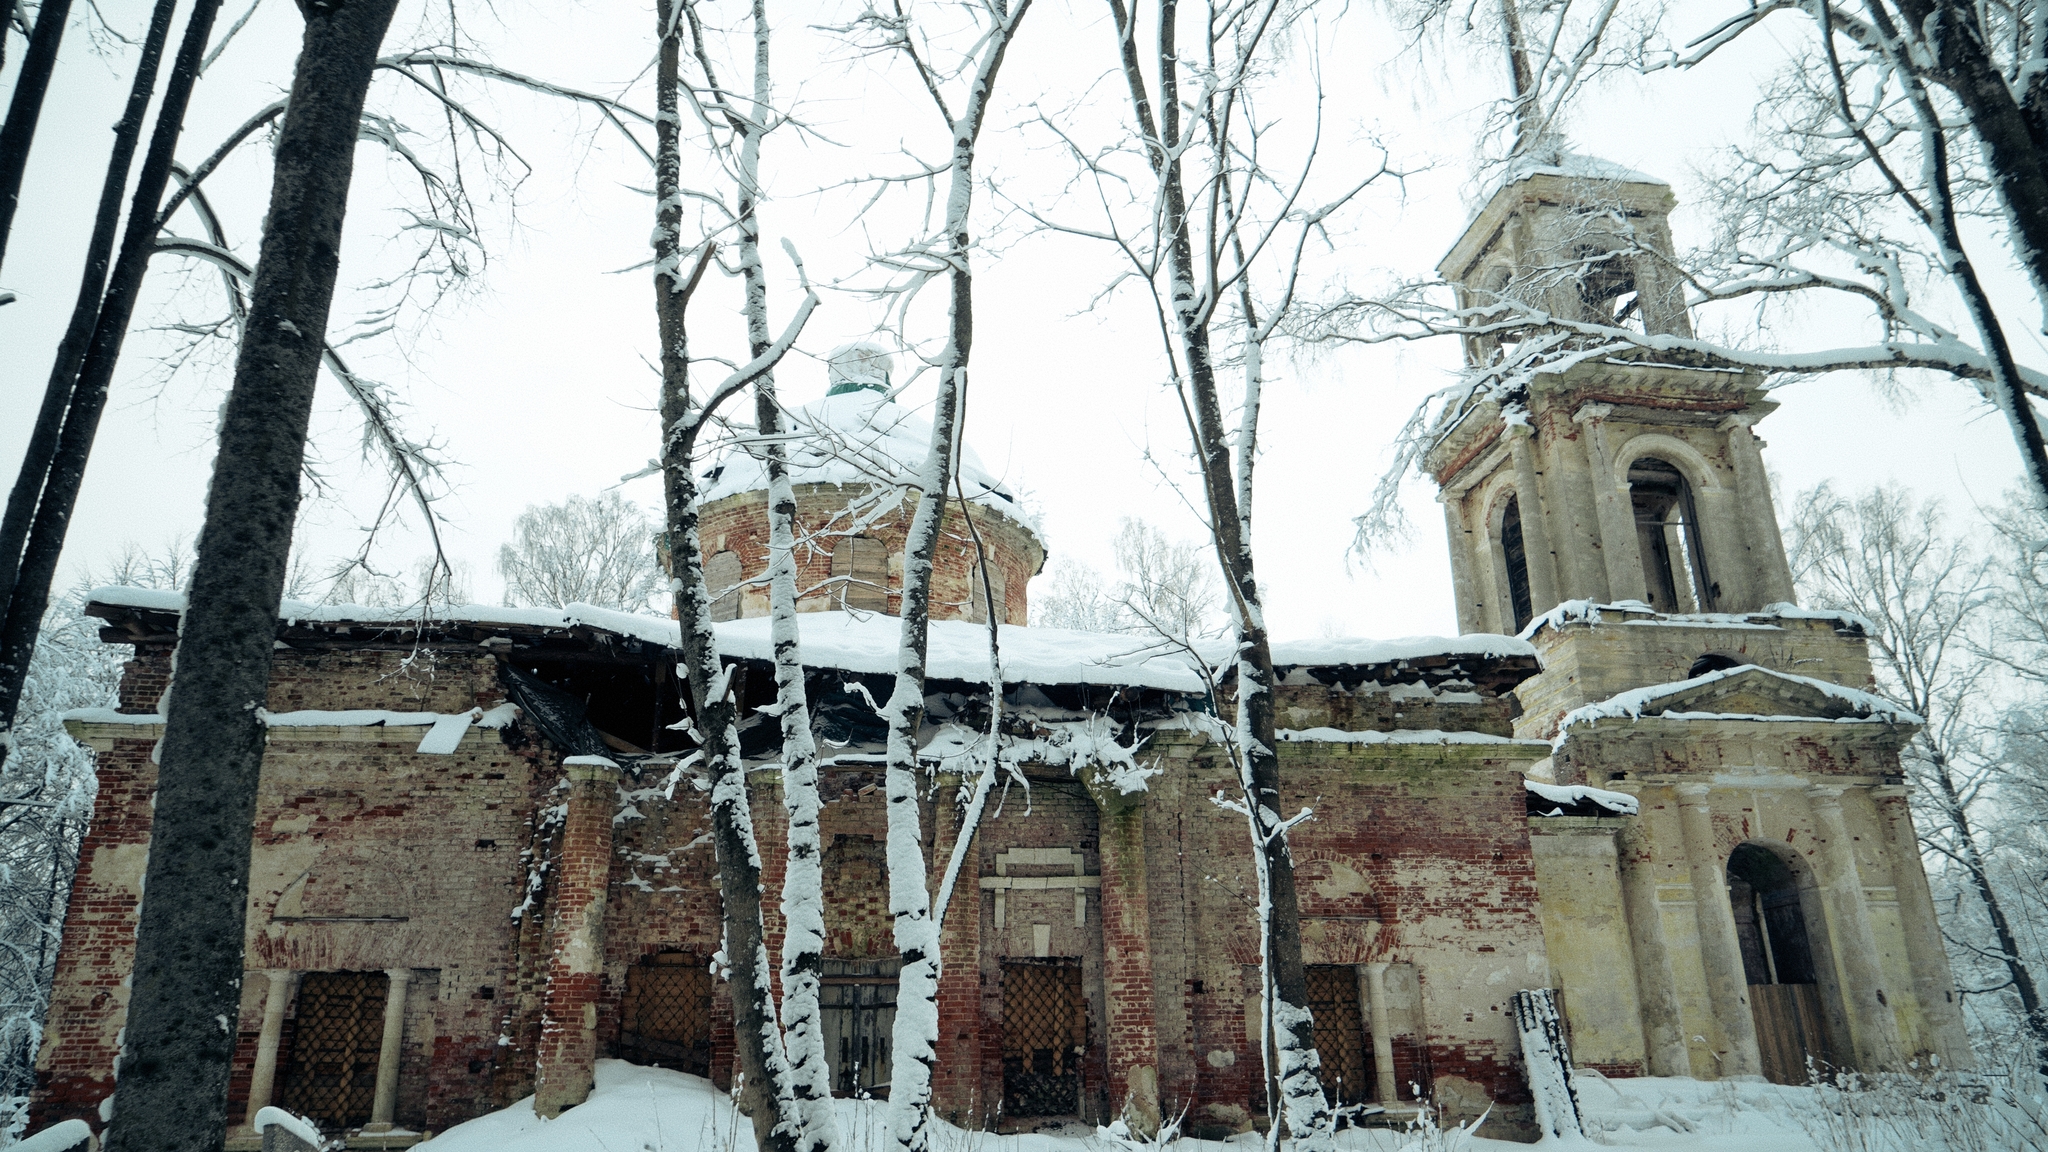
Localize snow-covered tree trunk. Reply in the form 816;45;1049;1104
871;7;1032;1149
651;3;814;1147
1103;0;1333;1143
103;1;399;1147
691;0;837;1140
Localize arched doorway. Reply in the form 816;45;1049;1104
1628;457;1714;612
1727;844;1836;1083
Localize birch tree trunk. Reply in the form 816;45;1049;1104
102;2;400;1148
877;8;1032;1149
0;0;72;272
683;0;838;1138
652;4;807;1148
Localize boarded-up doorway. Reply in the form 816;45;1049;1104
278;970;387;1131
1001;961;1085;1118
620;953;714;1076
1729;844;1836;1083
1305;965;1372;1106
822;958;899;1098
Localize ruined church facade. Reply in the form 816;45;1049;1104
30;165;1965;1148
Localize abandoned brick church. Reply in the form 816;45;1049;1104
31;162;1968;1145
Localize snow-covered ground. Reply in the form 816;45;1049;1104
417;1060;1953;1152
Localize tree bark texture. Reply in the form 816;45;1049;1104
102;2;399;1148
0;0;73;273
1101;0;1328;1141
0;0;178;758
653;4;804;1148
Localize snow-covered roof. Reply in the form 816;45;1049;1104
1553;664;1920;748
698;391;1028;521
715;612;1205;693
84;588;1202;694
87;585;687;648
1263;633;1537;665
1519;599;1875;642
1277;727;1548;748
1502;150;1664;187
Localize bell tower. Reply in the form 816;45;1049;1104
1423;159;1798;635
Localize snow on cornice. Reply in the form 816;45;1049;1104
1518;599;1875;642
1526;779;1639;816
86;585;689;648
1276;727;1548;747
1551;664;1920;750
1501;151;1665;187
697;391;1028;523
1201;633;1538;668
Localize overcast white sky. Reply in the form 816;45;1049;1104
0;1;2033;642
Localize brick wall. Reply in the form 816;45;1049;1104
698;484;1045;624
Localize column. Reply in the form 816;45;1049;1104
535;756;621;1117
1674;783;1762;1077
1095;796;1161;1136
929;781;987;1126
1721;416;1797;607
1808;786;1904;1070
1508;423;1563;613
1361;963;1398;1104
1873;789;1972;1066
1573;404;1648;604
364;968;412;1133
240;969;295;1130
1616;823;1690;1076
1441;496;1487;634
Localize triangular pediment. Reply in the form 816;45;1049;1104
1634;666;1902;722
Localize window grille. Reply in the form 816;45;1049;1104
1305;965;1370;1106
1001;962;1085;1117
278;970;387;1131
821;958;899;1098
620;955;713;1076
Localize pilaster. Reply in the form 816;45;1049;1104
1872;789;1972;1066
1807;786;1903;1070
1674;783;1761;1076
1721;416;1798;608
535;756;621;1117
929;785;987;1126
1093;791;1161;1136
1573;404;1648;603
1508;423;1562;615
1615;823;1689;1076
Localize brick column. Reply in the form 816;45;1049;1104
1873;788;1972;1065
1094;794;1161;1136
535;756;621;1117
1674;783;1761;1077
1808;785;1904;1070
929;784;986;1126
1616;822;1690;1076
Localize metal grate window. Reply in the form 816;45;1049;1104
278;971;388;1131
620;955;714;1076
821;958;899;1098
1305;965;1370;1106
1001;962;1085;1118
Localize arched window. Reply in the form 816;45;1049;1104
1578;248;1643;331
1689;652;1742;679
1498;494;1535;632
831;536;889;612
705;551;743;622
1628;456;1715;612
969;562;1008;625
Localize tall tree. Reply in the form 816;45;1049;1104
650;1;818;1148
496;492;664;611
839;3;1033;1146
0;0;74;274
675;1;837;1141
1786;483;2046;1070
103;1;405;1146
